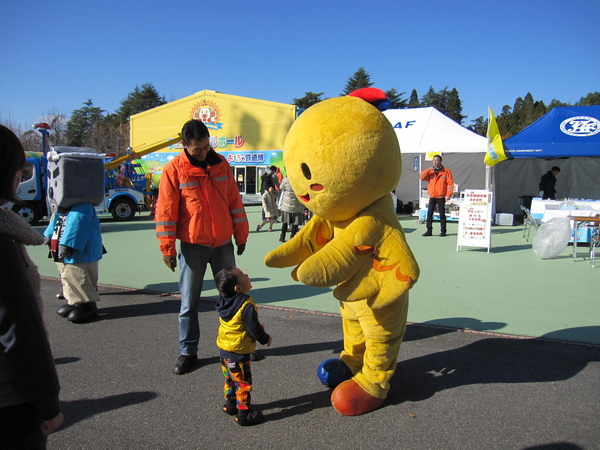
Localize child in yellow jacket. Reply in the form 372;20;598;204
215;267;272;426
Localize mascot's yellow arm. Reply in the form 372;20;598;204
264;195;420;309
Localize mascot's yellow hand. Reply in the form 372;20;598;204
264;215;331;270
290;265;300;281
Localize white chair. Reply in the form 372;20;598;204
520;205;540;242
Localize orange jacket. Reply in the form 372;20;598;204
419;166;454;198
156;150;249;256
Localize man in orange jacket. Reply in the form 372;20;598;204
156;119;249;375
419;154;454;237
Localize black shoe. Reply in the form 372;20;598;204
235;410;264;426
67;302;98;323
279;235;285;243
222;401;238;416
440;232;447;237
56;292;65;300
422;231;433;237
56;303;76;317
173;354;198;375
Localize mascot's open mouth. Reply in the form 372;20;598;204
300;184;323;203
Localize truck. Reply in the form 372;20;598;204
4;123;179;225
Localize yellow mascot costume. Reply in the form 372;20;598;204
264;87;419;415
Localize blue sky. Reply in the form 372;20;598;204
1;0;598;130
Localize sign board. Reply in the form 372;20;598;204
457;189;492;252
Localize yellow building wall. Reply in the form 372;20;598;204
130;90;297;152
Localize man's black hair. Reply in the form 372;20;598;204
181;119;210;145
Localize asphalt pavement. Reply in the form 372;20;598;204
42;277;600;450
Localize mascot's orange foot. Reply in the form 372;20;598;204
331;379;384;416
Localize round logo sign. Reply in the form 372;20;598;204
559;116;600;137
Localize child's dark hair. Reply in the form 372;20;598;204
215;267;239;297
0;124;26;204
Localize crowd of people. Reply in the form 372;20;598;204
256;164;306;241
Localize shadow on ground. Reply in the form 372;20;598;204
388;327;600;405
60;391;158;430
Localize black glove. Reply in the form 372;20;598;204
237;243;246;256
58;245;73;259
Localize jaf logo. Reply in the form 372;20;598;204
559;116;600;137
191;100;223;130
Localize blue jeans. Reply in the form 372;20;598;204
178;241;236;355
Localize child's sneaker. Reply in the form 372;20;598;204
222;402;237;416
235;409;264;426
222;403;237;416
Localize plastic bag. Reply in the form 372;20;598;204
532;218;571;259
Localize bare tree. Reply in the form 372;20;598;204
0;112;24;136
38;110;68;146
86;120;129;155
20;129;43;153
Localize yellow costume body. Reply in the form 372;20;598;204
264;90;419;415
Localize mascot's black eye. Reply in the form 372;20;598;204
301;163;312;180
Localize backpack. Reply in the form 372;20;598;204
261;171;275;192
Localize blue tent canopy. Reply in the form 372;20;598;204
504;106;600;158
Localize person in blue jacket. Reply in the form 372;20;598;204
44;202;104;323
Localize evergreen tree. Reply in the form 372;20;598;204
467;116;487;136
65;99;106;146
385;88;408;109
576;92;600;106
498;105;518;139
114;83;166;124
293;91;324;110
533;100;547;121
433;86;449;114
420;86;436;107
408;89;420;108
446;88;465;124
548;99;571;109
520;92;536;126
341;67;373;95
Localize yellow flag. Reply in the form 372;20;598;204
483;107;507;167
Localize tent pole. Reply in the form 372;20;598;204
418;155;422;215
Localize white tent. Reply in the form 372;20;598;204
382;107;487;206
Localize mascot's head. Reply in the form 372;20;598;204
283;88;401;222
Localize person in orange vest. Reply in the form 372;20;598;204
419;154;454;237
